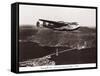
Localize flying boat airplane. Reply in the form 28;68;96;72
36;19;80;31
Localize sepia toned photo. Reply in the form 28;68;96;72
11;3;97;72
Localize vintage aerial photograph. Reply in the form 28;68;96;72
19;4;96;71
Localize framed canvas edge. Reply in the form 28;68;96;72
11;2;98;73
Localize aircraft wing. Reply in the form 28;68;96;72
39;19;67;27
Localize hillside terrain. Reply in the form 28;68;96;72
19;25;96;66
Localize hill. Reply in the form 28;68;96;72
19;25;96;62
19;25;96;48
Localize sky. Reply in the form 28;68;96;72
19;4;96;28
